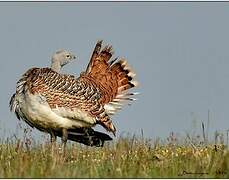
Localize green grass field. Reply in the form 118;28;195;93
0;131;228;178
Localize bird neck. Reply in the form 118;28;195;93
51;58;61;72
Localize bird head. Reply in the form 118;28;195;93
51;49;76;70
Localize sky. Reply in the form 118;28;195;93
0;2;229;141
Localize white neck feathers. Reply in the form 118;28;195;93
51;58;61;72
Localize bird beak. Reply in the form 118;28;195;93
73;55;76;59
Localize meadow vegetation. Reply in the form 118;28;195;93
0;128;228;178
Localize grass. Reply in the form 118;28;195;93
0;131;228;178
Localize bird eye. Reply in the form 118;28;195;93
66;55;71;58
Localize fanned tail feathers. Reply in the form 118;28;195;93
85;40;139;115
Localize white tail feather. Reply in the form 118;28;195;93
104;92;139;115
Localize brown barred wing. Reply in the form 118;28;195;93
26;68;116;134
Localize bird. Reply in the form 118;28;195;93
10;49;112;147
9;40;138;148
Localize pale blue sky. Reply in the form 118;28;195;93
0;2;229;140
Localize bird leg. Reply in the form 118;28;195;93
50;131;57;143
61;128;68;154
50;131;57;155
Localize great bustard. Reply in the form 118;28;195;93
9;40;138;147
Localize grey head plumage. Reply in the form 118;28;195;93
51;49;76;72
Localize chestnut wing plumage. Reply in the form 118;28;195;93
26;68;112;125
